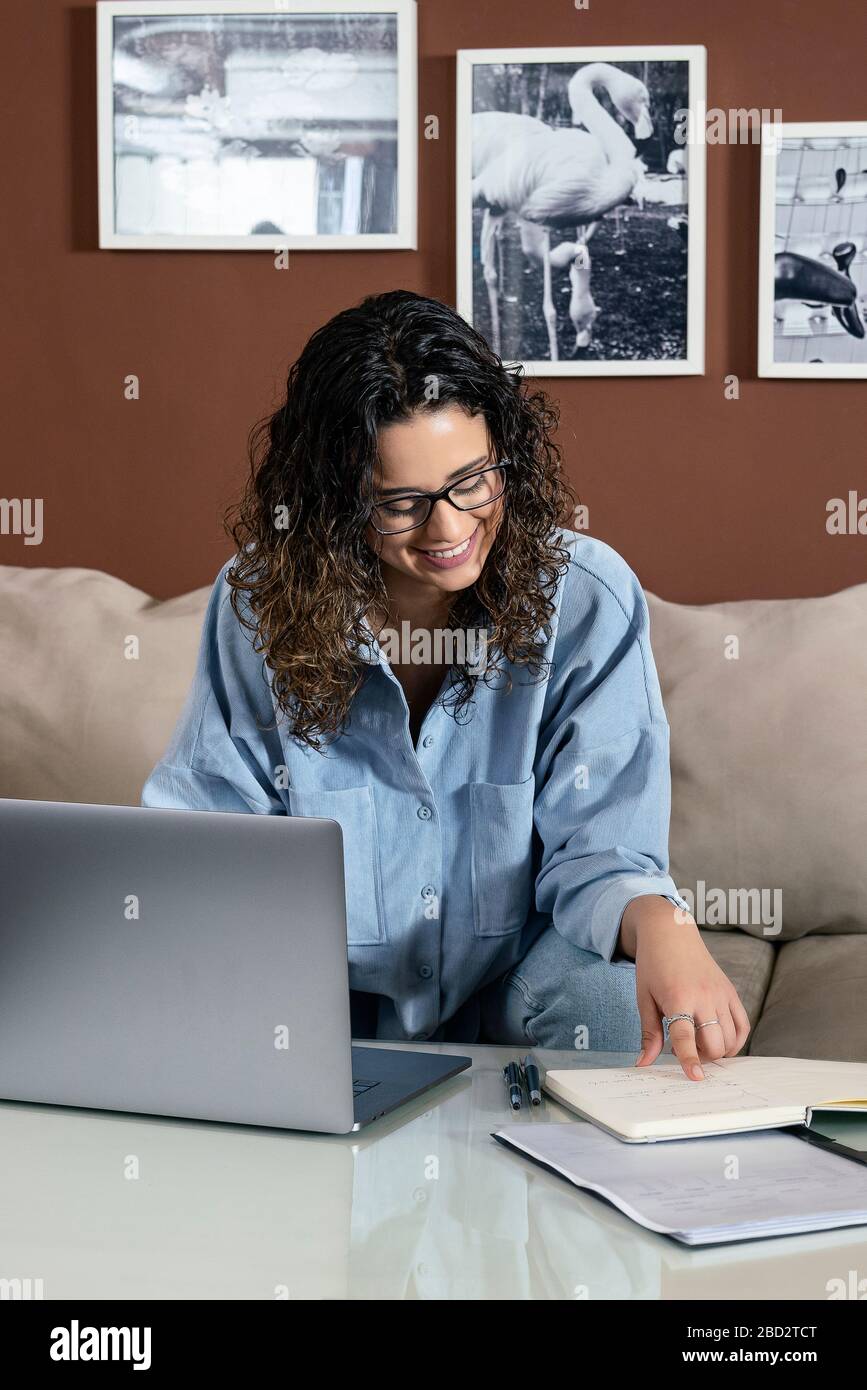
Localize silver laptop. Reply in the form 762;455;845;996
0;798;470;1134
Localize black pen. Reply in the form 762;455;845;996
522;1053;542;1106
503;1061;522;1111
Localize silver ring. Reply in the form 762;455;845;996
662;1012;694;1030
695;1019;721;1031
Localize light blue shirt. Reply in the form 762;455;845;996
141;528;690;1038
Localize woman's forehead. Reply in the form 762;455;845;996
375;407;490;484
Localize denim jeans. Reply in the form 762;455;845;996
350;921;643;1051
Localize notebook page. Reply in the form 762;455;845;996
543;1057;867;1138
544;1059;801;1137
494;1123;867;1244
716;1058;867;1106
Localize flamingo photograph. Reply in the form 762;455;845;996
758;122;867;377
457;46;706;375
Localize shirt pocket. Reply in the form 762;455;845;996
470;776;536;937
287;784;386;945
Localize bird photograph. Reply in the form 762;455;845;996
468;58;693;370
770;134;867;367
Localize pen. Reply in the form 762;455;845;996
503;1061;522;1111
522;1053;542;1105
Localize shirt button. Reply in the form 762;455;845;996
417;805;432;820
422;735;434;748
419;964;433;979
421;884;436;899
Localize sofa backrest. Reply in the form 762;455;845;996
647;583;867;942
2;563;865;940
0;565;211;809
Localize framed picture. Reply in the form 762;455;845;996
97;0;417;250
758;121;867;378
456;45;706;376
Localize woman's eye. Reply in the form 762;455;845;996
454;476;485;496
382;498;423;516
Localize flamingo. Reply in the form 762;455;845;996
472;65;652;361
489;219;599;353
633;148;688;207
551;229;599;348
567;61;653;140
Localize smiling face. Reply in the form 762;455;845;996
364;404;505;611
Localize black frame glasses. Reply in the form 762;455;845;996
368;460;511;536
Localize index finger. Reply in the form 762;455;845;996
667;1019;705;1081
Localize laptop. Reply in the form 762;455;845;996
0;798;471;1134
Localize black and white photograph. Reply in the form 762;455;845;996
456;45;706;375
758;121;867;377
97;0;417;249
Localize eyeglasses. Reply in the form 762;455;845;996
368;460;510;536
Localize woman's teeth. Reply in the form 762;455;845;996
422;535;472;558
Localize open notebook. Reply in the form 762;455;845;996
542;1056;867;1143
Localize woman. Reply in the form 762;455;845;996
142;289;749;1077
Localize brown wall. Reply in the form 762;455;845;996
2;0;865;603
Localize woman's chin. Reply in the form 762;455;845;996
416;557;484;590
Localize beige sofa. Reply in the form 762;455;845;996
2;562;865;1061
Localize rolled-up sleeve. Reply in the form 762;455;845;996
533;547;691;961
141;563;286;815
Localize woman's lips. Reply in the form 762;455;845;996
414;524;480;571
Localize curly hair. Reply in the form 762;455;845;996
224;289;576;751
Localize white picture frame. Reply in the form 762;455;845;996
758;120;867;378
456;45;706;376
97;0;417;250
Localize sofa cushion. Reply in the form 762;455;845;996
0;565;212;807
698;929;775;1045
748;935;867;1062
647;583;867;940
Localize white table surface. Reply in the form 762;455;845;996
2;1041;865;1300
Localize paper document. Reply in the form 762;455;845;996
493;1122;867;1245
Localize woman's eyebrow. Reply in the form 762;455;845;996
376;456;490;498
